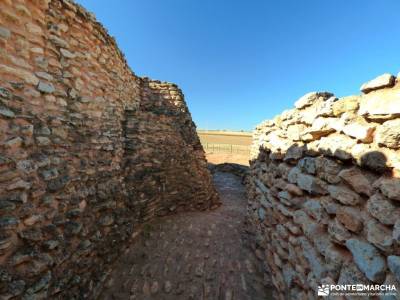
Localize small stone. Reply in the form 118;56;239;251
4;137;22;148
36;136;51;146
24;214;41;226
337;206;363;233
142;281;150;296
318;134;357;161
366;219;393;251
35;71;53;81
0;87;11;99
164;281;172;293
288;167;301;184
43;240;59;250
150;281;159;294
60;48;75;58
78;239;91;250
47;176;69;192
0;200;16;212
40;168;59;181
19;227;43;242
297;173;327;195
293;210;323;239
367;193;400;225
299;237;327;278
195;262;204;277
394;220;400;243
346;238;386;282
361;73;395;93
303;199;327;222
8;279;25;297
339;167;373;196
342;117;376;143
7;179;31;191
0;106;15;118
332;95;360;116
26;23;42;35
0;233;13;251
64;221;82;236
37;81;55;94
284;144;304;162
328;218;351;244
0;192;27;204
320;196;339;215
17;160;37;174
298;157;316;175
25;271;51;294
388;256;400;282
49;35;69;48
0;26;11;39
99;215;114;226
338;262;370;287
328;184;361;205
379;178;400;201
305;117;337;140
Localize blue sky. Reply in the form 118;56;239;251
76;0;400;131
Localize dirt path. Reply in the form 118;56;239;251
100;172;272;300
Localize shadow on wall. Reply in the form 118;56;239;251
247;138;400;299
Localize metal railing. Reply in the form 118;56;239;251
201;142;250;154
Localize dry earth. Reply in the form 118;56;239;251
204;151;250;166
99;172;273;300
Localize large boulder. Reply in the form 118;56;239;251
360;73;395;94
375;119;400;149
345;238;386;282
359;87;400;119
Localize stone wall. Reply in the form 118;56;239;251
0;0;218;298
247;73;400;299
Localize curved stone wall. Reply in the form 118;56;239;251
247;73;400;299
0;0;218;298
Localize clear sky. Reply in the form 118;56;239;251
76;0;400;131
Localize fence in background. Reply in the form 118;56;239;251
201;142;251;154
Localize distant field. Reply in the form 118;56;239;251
197;130;253;166
197;130;252;146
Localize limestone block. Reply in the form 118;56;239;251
359;87;400;119
360;73;395;94
332;95;360;116
375;119;400;149
342;117;376;143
